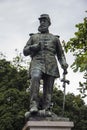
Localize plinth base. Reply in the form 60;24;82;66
22;121;74;130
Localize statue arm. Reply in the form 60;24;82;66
23;35;41;57
23;37;33;56
56;38;68;73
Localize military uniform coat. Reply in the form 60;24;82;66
23;33;66;78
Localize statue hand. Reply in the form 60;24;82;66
63;63;68;74
30;43;41;51
63;69;68;75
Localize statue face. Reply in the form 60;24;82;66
40;18;49;26
38;18;50;33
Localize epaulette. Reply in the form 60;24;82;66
55;35;60;38
29;33;34;36
29;33;40;36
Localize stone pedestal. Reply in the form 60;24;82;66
22;121;74;130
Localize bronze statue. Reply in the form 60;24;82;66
23;14;68;116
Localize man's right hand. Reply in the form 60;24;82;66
63;69;68;75
30;43;41;51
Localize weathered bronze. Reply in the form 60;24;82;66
23;14;68;119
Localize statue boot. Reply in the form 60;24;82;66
30;101;38;114
43;94;52;114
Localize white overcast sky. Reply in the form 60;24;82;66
0;0;87;103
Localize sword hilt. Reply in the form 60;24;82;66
61;78;70;85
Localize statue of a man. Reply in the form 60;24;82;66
23;14;68;114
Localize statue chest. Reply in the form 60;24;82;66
33;34;56;50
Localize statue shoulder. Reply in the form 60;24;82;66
29;33;35;36
29;33;40;38
55;35;60;38
54;35;60;42
49;33;60;38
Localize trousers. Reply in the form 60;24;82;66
30;69;55;110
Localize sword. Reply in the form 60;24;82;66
61;69;70;116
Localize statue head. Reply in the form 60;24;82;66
38;14;51;33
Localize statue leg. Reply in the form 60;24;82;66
43;75;55;111
30;69;42;113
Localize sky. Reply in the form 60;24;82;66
0;0;87;103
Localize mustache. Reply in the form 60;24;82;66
40;25;46;28
40;23;48;27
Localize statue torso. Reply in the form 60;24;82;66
30;33;60;78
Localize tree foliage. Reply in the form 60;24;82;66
0;54;30;130
52;87;87;130
63;17;87;97
0;52;87;130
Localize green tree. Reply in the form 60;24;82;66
63;17;87;97
0;52;87;130
0;54;30;130
52;87;87;130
